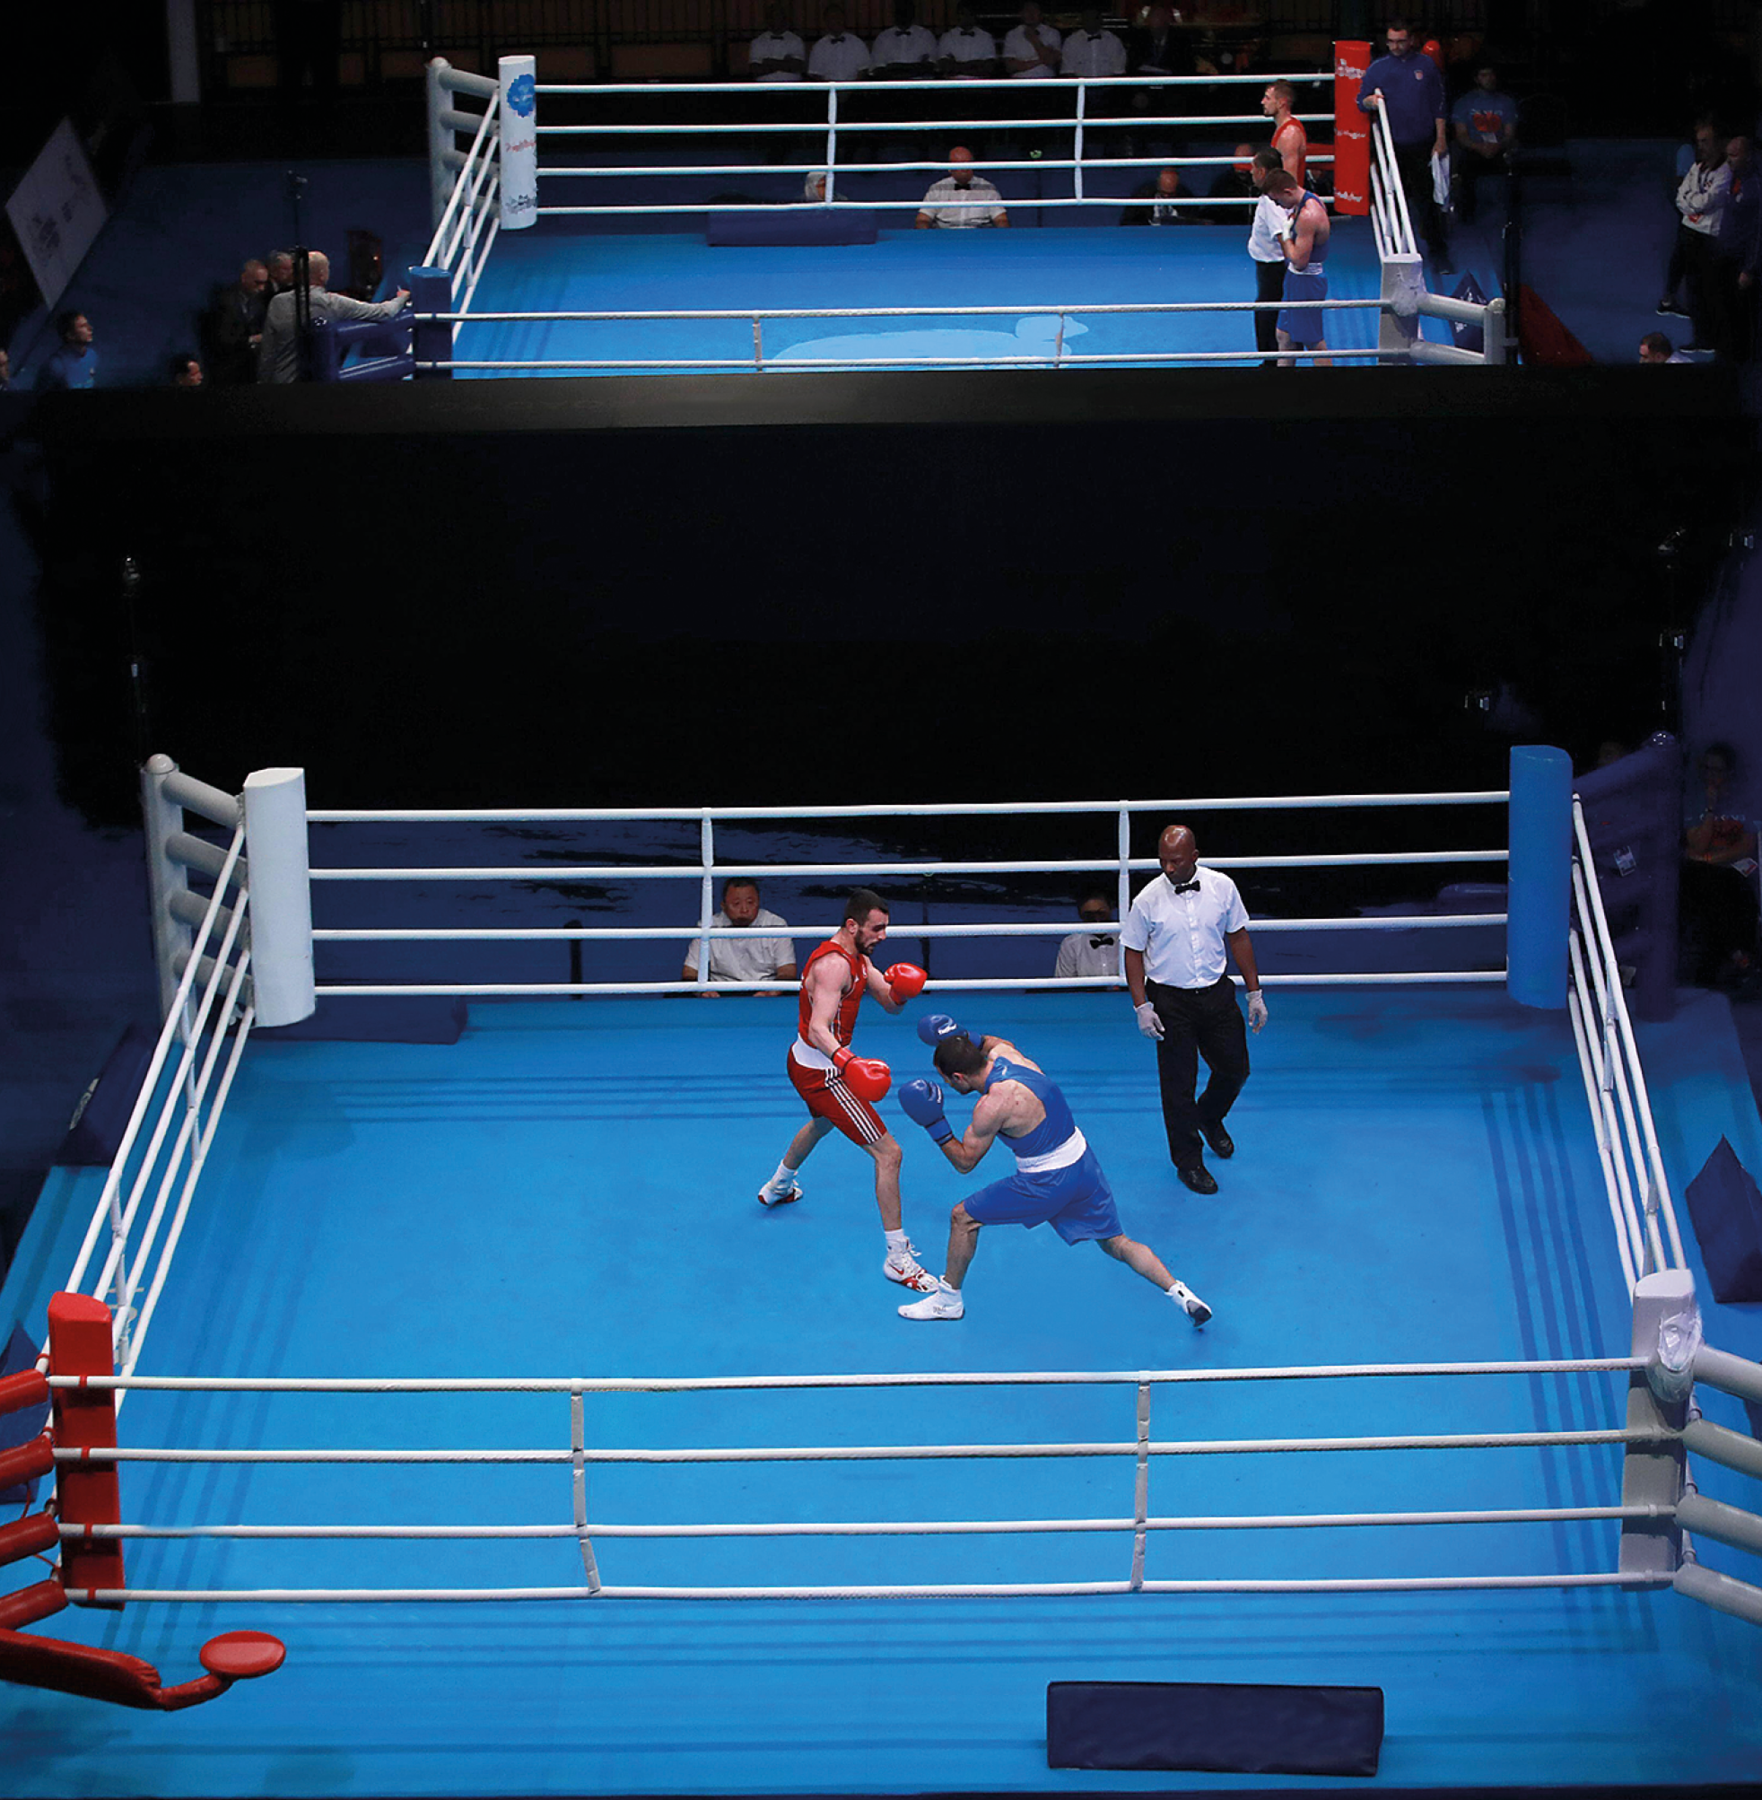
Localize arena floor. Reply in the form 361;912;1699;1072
3;984;1760;1794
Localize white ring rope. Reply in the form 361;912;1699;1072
65;1572;1676;1604
310;915;1506;942
65;1504;1675;1542
306;790;1511;821
49;1357;1646;1392
56;1428;1668;1465
306;852;1508;881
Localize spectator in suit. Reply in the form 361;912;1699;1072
211;259;270;386
1127;4;1194;77
1122;166;1200;224
1208;143;1262;222
266;250;296;300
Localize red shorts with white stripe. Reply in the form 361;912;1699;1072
787;1050;887;1147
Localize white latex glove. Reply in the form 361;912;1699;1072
1134;1001;1164;1041
1247;990;1268;1033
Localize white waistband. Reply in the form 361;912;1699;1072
790;1038;834;1073
1012;1128;1087;1174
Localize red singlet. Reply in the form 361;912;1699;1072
797;939;867;1049
1273;117;1308;188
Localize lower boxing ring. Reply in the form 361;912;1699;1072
8;979;1762;1791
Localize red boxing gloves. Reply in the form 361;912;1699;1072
832;1045;892;1102
886;962;928;1003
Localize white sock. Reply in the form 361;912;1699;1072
884;1228;909;1254
766;1161;796;1192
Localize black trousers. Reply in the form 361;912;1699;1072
1147;976;1250;1168
1253;257;1284;362
1392;140;1448;263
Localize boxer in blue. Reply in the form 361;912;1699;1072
895;1014;1212;1324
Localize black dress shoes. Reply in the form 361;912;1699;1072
1176;1161;1218;1195
1199;1121;1234;1159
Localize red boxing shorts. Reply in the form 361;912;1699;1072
788;1050;887;1147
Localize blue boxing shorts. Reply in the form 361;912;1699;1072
965;1147;1124;1245
1278;264;1328;347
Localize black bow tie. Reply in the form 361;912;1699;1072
1089;933;1116;949
1170;879;1200;895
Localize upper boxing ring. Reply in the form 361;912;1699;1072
396;44;1506;376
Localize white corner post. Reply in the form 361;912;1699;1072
427;58;454;230
141;753;194;1020
1621;1267;1694;1576
242;768;315;1028
1380;251;1424;361
499;55;538;230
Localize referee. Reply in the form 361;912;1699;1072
1121;824;1267;1194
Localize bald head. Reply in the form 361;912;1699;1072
1157;825;1198;884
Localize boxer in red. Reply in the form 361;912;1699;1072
757;887;938;1293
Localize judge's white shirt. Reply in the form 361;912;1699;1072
808;32;871;80
1003;22;1061;76
748;30;805;79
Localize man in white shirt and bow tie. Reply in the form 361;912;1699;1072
809;6;871;81
1121;823;1266;1194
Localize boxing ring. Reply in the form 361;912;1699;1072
403;48;1505;377
4;756;1762;1790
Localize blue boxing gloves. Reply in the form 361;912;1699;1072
916;1012;978;1049
899;1078;954;1143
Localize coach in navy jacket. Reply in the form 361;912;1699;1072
1356;19;1449;268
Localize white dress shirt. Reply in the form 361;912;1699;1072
919;174;1007;225
938;24;998;72
748;30;806;80
871;23;937;67
1056;930;1121;979
1120;868;1249;987
684;909;796;983
1002;22;1061;76
1248;191;1286;262
808;32;871;80
1060;29;1126;77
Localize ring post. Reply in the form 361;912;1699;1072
242;768;315;1029
48;1292;125;1606
410;266;453;379
427;58;453;230
1506;745;1572;1009
499;55;538;230
141;754;194;1021
1332;41;1371;216
1621;1268;1692;1576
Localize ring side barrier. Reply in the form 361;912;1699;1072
411;48;1509;374
39;1353;1682;1607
